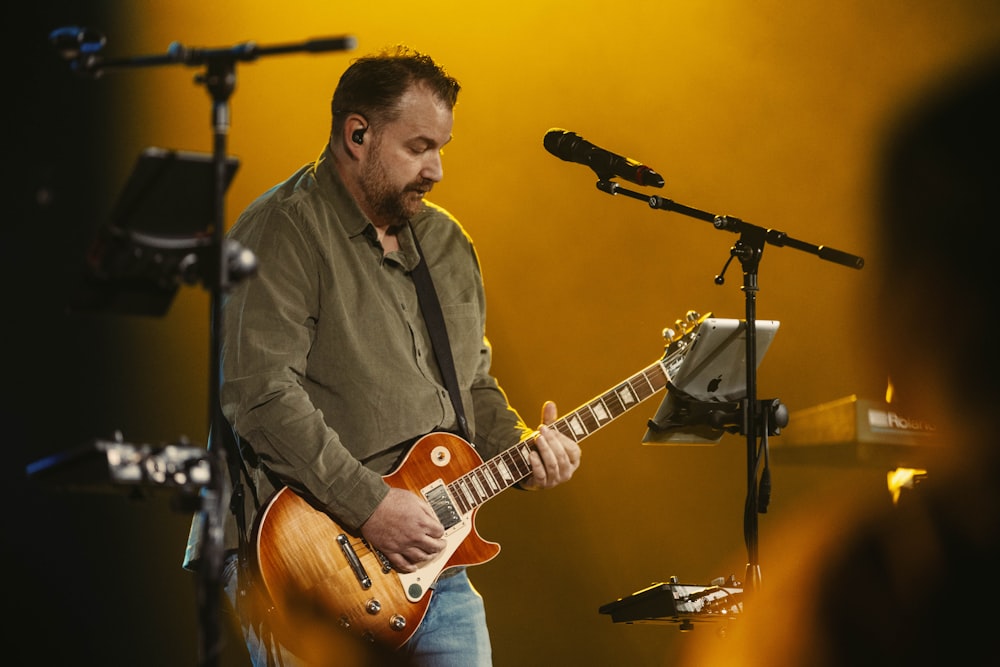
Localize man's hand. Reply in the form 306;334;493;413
520;400;582;490
360;487;446;573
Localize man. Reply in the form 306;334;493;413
184;45;581;666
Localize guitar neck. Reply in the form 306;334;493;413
445;356;674;516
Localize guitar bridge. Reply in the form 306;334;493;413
362;538;394;574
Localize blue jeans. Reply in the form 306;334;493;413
223;554;493;667
402;568;493;666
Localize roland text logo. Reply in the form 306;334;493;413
868;408;937;433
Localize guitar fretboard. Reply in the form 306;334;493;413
446;356;676;516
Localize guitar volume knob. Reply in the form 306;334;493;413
389;614;407;631
365;599;382;615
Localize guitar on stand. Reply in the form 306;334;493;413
250;310;710;649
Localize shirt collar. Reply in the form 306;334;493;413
314;144;422;271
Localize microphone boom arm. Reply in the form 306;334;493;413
596;179;864;270
50;27;356;76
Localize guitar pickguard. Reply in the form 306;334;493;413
397;480;472;602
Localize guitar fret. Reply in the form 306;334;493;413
611;385;631;412
570;408;600;441
517;442;533;470
497;452;518;485
510;443;532;478
458;479;476;508
584;400;610;428
616;382;637;408
590;399;611;422
599;385;627;416
636;369;658;398
483;463;500;493
566;413;589;439
452;490;469;515
634;370;657;401
548;420;570;443
470;473;486;501
453;477;476;514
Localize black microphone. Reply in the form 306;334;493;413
543;128;664;188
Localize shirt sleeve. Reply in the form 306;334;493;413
221;203;388;532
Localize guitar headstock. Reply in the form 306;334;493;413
662;310;711;357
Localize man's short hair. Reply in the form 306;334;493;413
331;45;461;137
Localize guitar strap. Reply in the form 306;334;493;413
216;420;261;616
408;223;471;442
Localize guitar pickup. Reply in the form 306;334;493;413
422;480;462;532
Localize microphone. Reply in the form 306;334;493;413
543;128;664;188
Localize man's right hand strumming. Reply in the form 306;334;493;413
361;487;447;573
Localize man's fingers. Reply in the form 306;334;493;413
541;400;558;426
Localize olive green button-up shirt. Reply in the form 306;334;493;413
185;146;529;566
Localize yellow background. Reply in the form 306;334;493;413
27;2;1000;665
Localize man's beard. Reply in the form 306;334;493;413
360;155;433;224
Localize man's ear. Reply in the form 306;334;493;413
343;114;368;156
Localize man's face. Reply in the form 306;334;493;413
359;82;454;225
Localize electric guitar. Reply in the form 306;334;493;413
251;311;709;651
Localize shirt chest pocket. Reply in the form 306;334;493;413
440;302;481;386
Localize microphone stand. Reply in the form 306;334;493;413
52;28;356;667
596;178;864;595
